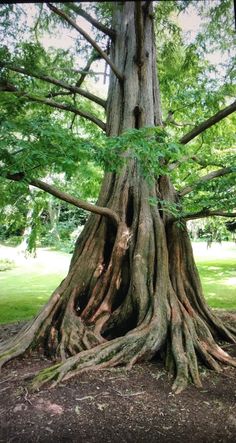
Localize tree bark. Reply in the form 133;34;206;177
0;1;235;393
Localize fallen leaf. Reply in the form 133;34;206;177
75;405;81;415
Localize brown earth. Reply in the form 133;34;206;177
0;319;236;443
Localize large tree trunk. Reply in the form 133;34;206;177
0;2;235;393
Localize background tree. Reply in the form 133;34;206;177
0;1;235;393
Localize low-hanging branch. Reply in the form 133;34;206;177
47;3;124;82
179;166;234;197
66;2;116;40
181;208;236;221
180;100;236;145
0;83;106;131
0;62;106;108
6;173;120;226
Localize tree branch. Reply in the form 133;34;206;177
47;91;73;98
180;100;236;145
57;68;110;77
182;208;236;221
6;173;120;226
164;110;194;128
0;85;106;131
76;51;101;88
66;3;116;40
0;62;106;108
47;3;123;82
169;155;225;171
179;167;234;197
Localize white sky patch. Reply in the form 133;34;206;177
177;5;203;41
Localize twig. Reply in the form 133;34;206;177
76;392;110;401
112;388;145;397
24;387;33;405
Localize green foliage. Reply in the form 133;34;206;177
99;127;185;180
192;217;234;244
0;0;235;248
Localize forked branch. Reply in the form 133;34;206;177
47;3;123;82
0;62;106;108
76;52;102;88
6;173;120;225
179;167;234;197
180;100;236;145
66;3;116;40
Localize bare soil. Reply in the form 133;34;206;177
0;320;236;443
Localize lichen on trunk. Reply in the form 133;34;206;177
0;1;235;393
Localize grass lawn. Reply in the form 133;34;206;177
0;242;235;324
0;246;71;324
192;242;236;310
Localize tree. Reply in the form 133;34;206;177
0;1;236;393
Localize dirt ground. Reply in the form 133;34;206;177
0;320;236;443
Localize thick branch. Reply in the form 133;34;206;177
47;3;123;82
6;174;120;225
0;62;106;108
0;86;106;131
182;209;236;221
180;100;236;145
67;3;116;40
179;167;234;197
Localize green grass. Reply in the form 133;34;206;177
197;259;236;310
0;267;65;324
0;243;235;324
0;246;70;324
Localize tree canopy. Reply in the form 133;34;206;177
0;0;235;240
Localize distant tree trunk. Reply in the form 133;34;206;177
1;2;235;393
17;198;35;257
48;198;61;242
17;195;43;257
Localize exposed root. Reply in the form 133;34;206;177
31;336;144;391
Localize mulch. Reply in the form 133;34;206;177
0;320;236;443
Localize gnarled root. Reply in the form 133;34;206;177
31;310;168;390
29;291;236;393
